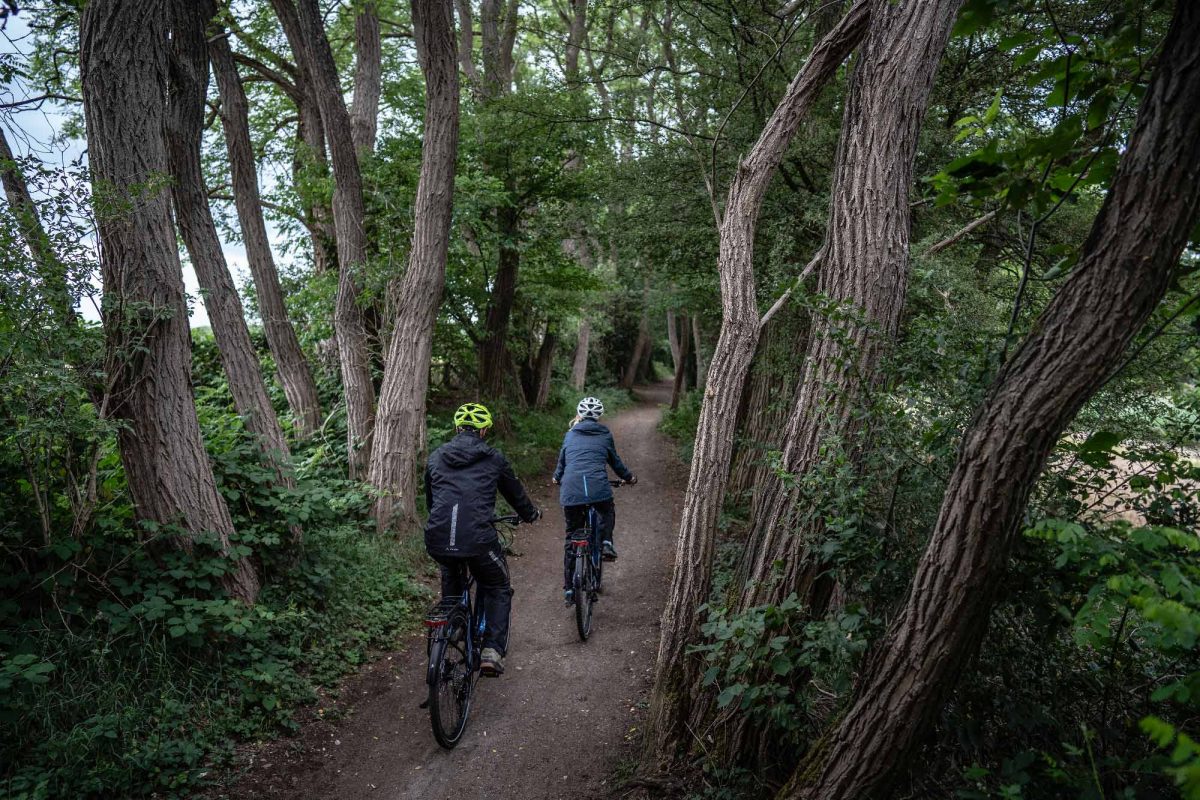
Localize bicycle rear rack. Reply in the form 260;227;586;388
425;596;463;628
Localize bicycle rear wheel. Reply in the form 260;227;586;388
428;612;474;748
574;551;593;641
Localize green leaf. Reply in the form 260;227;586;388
716;683;746;709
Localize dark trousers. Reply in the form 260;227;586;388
562;500;615;590
431;540;513;656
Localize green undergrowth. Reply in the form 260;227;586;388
658;389;702;462
0;362;633;799
0;418;428;799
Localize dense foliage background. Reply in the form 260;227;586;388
1;0;1197;797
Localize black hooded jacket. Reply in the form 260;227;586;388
424;431;538;557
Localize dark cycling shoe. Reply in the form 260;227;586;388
564;589;574;606
480;647;504;677
602;540;618;561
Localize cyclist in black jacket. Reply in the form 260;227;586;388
424;403;541;676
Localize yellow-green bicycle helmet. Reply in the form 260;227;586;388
453;402;493;430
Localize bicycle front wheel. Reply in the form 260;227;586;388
428;612;474;748
574;552;593;641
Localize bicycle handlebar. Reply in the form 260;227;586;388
491;515;522;525
609;479;626;487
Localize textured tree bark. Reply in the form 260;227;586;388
740;0;962;614
640;1;870;770
368;0;459;534
210;32;322;439
0;128;69;323
165;0;293;489
351;1;382;156
670;312;691;410
290;0;377;478
727;311;809;502
80;0;258;603
789;7;1200;796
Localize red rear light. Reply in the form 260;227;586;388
571;540;588;547
424;619;448;627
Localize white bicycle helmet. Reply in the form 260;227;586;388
576;396;604;420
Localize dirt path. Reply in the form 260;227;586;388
226;383;683;800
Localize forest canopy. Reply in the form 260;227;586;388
1;0;1198;798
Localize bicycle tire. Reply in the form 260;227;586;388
574;551;593;641
428;611;474;748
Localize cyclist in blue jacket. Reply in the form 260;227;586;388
552;396;636;603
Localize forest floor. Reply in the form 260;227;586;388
220;382;685;800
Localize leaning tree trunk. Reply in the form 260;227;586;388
165;0;293;486
272;0;337;278
210;32;322;439
0;128;70;324
80;0;258;603
790;6;1200;796
670;312;691;410
350;0;381;156
641;1;870;770
368;0;460;535
739;0;962;617
289;0;377;478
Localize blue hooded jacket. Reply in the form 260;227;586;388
553;419;634;506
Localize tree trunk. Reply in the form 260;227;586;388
288;0;377;478
670;312;691;410
478;198;520;396
790;6;1200;796
691;314;707;389
667;308;682;368
368;0;459;535
166;0;293;489
80;0;258;604
620;282;651;390
475;0;521;398
640;1;870;770
351;1;382;156
727;310;809;502
570;317;590;391
210;32;322;438
273;0;337;277
532;326;558;409
0;128;70;324
740;0;961;615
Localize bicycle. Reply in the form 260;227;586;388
567;480;624;642
422;515;520;749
